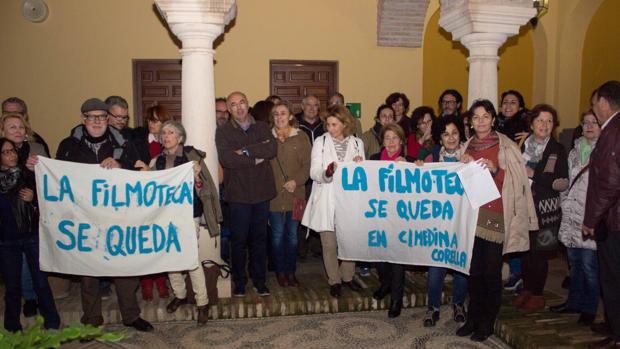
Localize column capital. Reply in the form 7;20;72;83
439;0;536;41
155;0;236;26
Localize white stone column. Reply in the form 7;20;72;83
155;0;236;299
154;0;236;183
439;0;536;109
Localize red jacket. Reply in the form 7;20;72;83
584;111;620;232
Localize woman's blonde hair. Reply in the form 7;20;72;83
0;113;34;140
320;105;355;137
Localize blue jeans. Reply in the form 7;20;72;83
566;247;599;315
229;201;269;288
269;211;299;274
427;266;468;310
508;255;522;275
21;256;36;300
0;237;60;332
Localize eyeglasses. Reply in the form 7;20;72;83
82;113;109;121
109;113;129;121
442;100;457;106
582;121;599;127
1;149;17;156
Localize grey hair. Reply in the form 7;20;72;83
302;94;319;105
104;95;129;110
2;97;28;115
160;120;186;145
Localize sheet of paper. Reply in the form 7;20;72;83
456;161;501;208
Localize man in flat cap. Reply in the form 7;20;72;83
55;98;152;332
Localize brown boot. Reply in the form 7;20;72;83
197;305;209;326
521;295;545;313
276;274;289;287
166;297;188;313
512;290;532;308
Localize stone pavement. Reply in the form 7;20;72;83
0;254;606;348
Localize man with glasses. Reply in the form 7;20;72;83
105;96;132;140
216;97;230;127
438;89;463;118
55;98;153;332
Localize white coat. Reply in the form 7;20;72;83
301;133;365;232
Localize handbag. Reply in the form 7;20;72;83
533;224;560;251
275;156;306;220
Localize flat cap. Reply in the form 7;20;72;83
81;98;108;113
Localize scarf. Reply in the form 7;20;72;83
467;131;500;153
523;135;549;167
439;144;464;162
579;137;594;166
0;167;21;194
380;147;403;161
84;131;109;157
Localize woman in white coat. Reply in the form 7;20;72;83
302;105;365;298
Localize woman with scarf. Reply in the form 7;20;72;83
369;123;414;318
513;104;569;313
361;104;395;158
458;99;538;342
416;115;469;327
0;137;60;332
549;110;600;325
137;120;222;326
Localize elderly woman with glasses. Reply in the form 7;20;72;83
136;120;221;326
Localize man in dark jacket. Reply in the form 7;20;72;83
55;98;153;332
216;91;277;297
583;80;620;349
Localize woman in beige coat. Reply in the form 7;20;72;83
268;102;311;287
458;99;538;342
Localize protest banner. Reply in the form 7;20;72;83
333;161;498;274
35;157;198;276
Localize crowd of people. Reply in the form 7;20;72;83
1;81;619;348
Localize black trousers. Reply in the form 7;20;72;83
81;276;140;326
467;237;503;334
376;262;405;302
521;231;549;295
597;230;620;340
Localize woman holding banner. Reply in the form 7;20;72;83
137;120;222;326
0;137;60;332
268;102;311;287
301;105;365;298
415;114;469;327
458;99;538;342
369;123;413;318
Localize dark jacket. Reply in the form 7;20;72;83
215;116;277;204
522;137;569;228
131;126;153;163
0;167;38;241
56;125;139;169
497;111;528;142
584;112;620;232
153;146;222;237
296;113;325;145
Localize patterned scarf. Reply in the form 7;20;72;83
523;135;550;168
0;166;21;194
467;131;499;153
438;144;465;162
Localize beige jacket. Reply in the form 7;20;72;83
269;128;311;212
464;132;538;254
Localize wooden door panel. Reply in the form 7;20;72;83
270;60;338;114
133;60;182;126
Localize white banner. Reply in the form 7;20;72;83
333;161;493;275
35;157;199;277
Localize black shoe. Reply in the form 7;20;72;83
125;318;154;332
578;313;596;326
330;284;342;298
470;331;490;342
232;284;246;298
591;322;612;336
253;284;270;297
166;297;188;313
23;299;38;318
343;279;363;292
373;285;390;300
549;302;580;314
423;308;440;327
456;321;476;337
388;299;402;318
